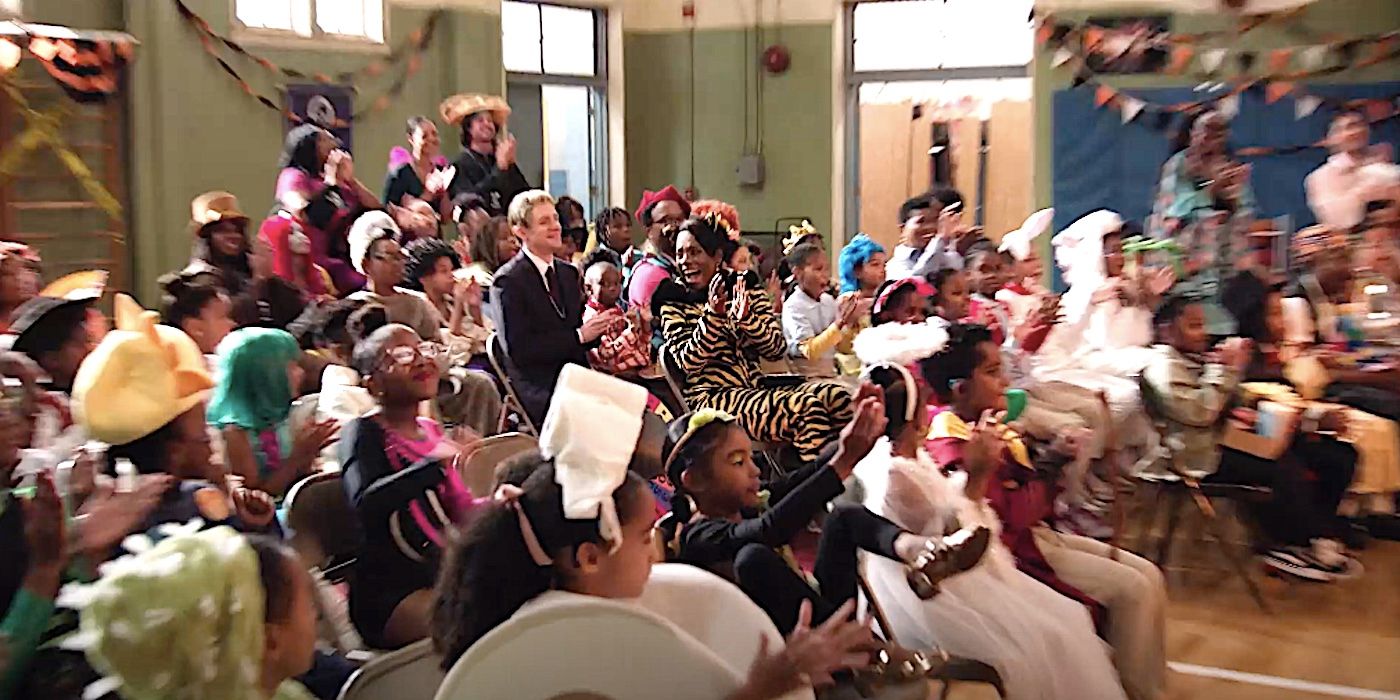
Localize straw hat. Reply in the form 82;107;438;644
72;294;214;445
40;270;107;300
190;191;249;232
439;93;511;127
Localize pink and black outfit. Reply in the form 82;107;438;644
340;414;484;648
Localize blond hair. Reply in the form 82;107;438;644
508;189;556;229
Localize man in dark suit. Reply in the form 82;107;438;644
492;190;613;426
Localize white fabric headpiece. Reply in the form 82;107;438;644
1052;209;1122;290
539;364;648;552
998;208;1055;262
853;322;950;423
347;210;401;274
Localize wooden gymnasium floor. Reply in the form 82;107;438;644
944;539;1400;699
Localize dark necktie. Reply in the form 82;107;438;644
544;264;564;313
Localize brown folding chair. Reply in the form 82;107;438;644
284;472;359;581
486;332;539;436
456;432;539;498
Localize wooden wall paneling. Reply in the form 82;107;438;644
983;100;1033;244
858;102;915;252
948;117;982;228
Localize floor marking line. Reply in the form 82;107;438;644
1168;662;1400;700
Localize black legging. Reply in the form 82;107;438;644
1209;435;1356;547
732;504;905;633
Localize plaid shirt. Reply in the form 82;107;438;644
584;300;652;374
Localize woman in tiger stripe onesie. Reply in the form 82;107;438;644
653;213;852;463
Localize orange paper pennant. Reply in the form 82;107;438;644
1167;45;1195;74
1095;84;1117;108
1036;24;1054;46
1083;27;1106;51
1265;81;1295;104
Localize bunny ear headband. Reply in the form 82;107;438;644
853;322;950;422
998;208;1053;262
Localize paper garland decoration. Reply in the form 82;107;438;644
172;0;442;125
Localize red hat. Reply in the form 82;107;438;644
635;186;691;225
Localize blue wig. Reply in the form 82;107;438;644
838;233;886;294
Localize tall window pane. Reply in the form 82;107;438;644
502;1;543;73
541;4;596;77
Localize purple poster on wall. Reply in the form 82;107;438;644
285;83;354;153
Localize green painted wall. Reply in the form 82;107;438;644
122;0;503;303
1032;0;1400;213
623;24;833;240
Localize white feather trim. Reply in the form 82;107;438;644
853;322;950;368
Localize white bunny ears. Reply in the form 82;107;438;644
998;208;1054;262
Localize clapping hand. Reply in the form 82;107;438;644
965;410;1005;480
731;273;751;321
830;383;888;480
743;600;873;696
290;419;339;474
708;272;729;315
496;135;518;170
23;472;66;574
75;474;171;558
836;293;863;329
425;166;456;195
228;476;277;529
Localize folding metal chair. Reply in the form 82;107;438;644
338;639;444;700
1134;375;1272;612
485;332;538;436
455;432;539;498
284;472;359;582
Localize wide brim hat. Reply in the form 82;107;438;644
40;270;108;301
190;190;249;233
439;93;511;127
8;295;96;357
72;294;214;446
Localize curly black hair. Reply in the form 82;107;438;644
918;323;994;404
402;238;461;291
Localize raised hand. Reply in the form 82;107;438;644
964;410;1005;480
496;135;518;170
75;474;171;558
23;472;66;572
836;293;861;329
831;383;888;480
708;272;729;315
731;274;751;322
290;419;339;473
739;600;873;698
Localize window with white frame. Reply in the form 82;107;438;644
500;1;608;216
852;0;1034;72
234;0;384;44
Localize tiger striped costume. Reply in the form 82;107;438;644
658;282;852;462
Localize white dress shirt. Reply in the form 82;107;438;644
885;236;963;280
1305;152;1400;230
522;245;556;289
